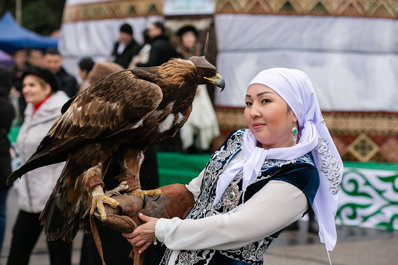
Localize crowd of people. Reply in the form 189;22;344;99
0;20;343;265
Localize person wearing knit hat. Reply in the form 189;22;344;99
111;23;142;69
21;65;59;93
177;25;198;38
123;68;342;265
7;65;72;265
175;24;201;60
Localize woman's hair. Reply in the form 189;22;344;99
21;66;59;92
176;25;198;38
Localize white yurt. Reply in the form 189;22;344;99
59;0;398;230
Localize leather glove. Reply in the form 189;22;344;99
95;184;195;233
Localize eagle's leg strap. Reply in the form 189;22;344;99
84;164;119;220
90;214;144;265
131;246;144;265
90;215;106;265
123;173;141;192
83;169;104;192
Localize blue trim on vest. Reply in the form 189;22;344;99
158;129;320;265
243;157;319;208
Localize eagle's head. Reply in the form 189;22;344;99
189;56;225;91
159;56;225;91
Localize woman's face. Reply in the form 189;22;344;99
22;75;51;105
181;31;196;49
244;84;297;149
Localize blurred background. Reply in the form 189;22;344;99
1;0;398;264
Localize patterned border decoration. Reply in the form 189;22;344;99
215;107;398;162
336;167;398;231
216;0;398;19
64;0;398;22
63;0;163;23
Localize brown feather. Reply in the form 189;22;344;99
159;59;196;87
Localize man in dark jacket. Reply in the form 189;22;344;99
0;66;15;254
43;48;78;98
135;21;178;67
111;23;141;69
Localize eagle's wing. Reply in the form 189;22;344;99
6;70;163;184
47;70;163;150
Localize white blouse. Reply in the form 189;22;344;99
155;152;308;264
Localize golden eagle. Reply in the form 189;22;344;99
7;56;225;241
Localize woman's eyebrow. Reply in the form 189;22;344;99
246;91;272;98
257;91;272;97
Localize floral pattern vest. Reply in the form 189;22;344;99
159;129;317;265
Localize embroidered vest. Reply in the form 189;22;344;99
159;129;316;265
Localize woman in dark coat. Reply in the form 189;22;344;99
0;66;16;255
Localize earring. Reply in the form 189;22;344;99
292;125;298;144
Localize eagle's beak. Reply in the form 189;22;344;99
205;73;225;91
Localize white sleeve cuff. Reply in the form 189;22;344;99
155;217;182;243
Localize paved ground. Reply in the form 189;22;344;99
2;188;398;265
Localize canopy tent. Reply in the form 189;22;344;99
0;49;14;68
0;11;58;52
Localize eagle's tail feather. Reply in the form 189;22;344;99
40;162;90;242
41;194;66;241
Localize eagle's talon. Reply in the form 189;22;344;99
105;181;129;197
129;188;161;199
90;186;120;221
152;193;161;201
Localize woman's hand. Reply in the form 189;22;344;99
122;212;159;254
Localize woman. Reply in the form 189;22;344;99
7;66;71;265
175;25;220;153
123;68;343;265
175;25;202;60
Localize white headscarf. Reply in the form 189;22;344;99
213;68;343;251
